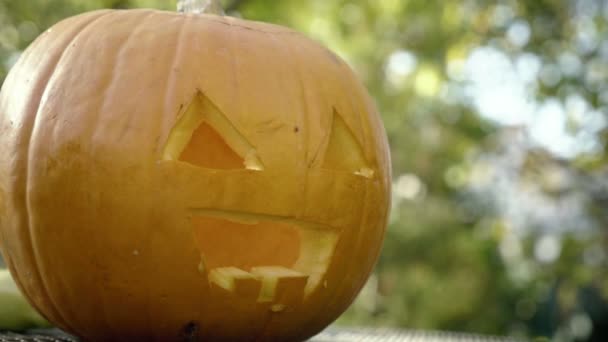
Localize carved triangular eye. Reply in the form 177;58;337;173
322;110;374;178
179;122;243;169
162;92;264;170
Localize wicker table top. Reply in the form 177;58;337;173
0;327;521;342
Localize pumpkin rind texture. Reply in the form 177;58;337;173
0;9;391;342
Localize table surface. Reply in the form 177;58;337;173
0;327;522;342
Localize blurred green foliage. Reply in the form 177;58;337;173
1;0;608;341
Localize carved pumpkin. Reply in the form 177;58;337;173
0;6;390;342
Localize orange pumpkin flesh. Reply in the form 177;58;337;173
0;9;391;342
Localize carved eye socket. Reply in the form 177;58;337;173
162;92;264;171
321;110;374;178
162;93;372;178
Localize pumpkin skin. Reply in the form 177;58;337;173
0;9;391;342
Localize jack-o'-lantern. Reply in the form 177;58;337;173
0;1;391;341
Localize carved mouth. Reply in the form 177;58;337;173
190;209;339;307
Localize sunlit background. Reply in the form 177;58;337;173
1;0;607;341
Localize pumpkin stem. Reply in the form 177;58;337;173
177;0;225;15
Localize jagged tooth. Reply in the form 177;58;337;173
250;266;309;307
208;267;262;298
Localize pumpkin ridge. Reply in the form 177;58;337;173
276;30;309;193
160;10;190;157
92;11;161;336
342;63;384;169
264;33;290;134
99;11;158;120
339;178;372;315
224;13;242;142
275;32;340;340
21;10;116;334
